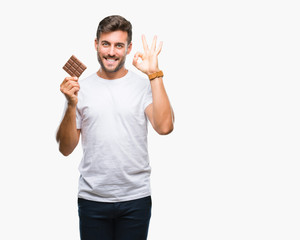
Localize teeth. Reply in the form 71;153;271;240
106;58;116;62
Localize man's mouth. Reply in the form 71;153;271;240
104;57;118;64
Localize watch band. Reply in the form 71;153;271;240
148;70;164;80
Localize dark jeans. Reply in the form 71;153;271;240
78;196;152;240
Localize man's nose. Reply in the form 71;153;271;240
108;46;116;56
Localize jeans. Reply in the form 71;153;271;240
78;196;152;240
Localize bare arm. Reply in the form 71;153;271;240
56;105;81;156
145;78;174;135
133;35;174;135
56;77;81;156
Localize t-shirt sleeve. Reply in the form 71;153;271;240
76;106;82;129
143;83;153;111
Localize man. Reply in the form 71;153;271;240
56;15;174;240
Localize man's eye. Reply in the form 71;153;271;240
102;42;109;46
117;44;123;48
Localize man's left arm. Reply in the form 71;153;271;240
133;35;174;135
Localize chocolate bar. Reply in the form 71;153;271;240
63;55;87;77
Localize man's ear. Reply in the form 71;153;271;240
126;42;133;55
94;38;99;51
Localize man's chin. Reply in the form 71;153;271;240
98;62;116;73
105;68;118;73
106;63;125;73
98;57;125;73
103;65;120;73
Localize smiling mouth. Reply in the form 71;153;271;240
104;57;118;64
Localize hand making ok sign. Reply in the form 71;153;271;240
132;35;163;75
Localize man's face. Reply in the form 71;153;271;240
95;30;132;73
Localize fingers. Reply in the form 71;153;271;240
65;81;80;92
151;35;163;55
62;76;78;84
71;87;80;96
61;77;79;89
132;52;143;67
133;52;144;61
66;76;78;81
142;35;163;55
156;41;163;55
142;34;149;52
150;35;157;52
60;77;80;97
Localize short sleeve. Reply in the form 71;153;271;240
76;105;82;129
143;82;153;111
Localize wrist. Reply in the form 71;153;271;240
67;101;77;108
146;68;160;75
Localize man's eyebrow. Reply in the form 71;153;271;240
100;41;125;46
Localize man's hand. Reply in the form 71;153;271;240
133;35;163;75
60;77;80;106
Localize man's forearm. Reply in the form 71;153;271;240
56;104;79;156
150;77;174;134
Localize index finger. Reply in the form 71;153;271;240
142;34;149;52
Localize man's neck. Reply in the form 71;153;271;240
97;68;128;80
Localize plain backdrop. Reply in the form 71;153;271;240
0;0;299;239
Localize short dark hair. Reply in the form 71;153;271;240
96;15;132;44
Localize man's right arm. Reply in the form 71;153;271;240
56;77;81;156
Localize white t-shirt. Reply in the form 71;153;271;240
76;70;153;202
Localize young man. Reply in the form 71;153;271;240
56;15;174;240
